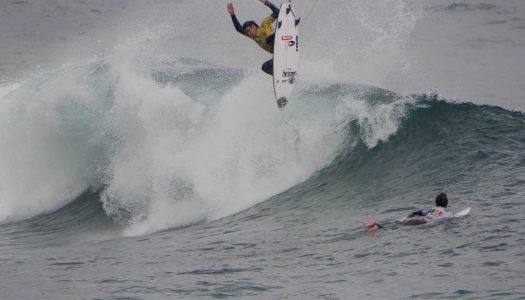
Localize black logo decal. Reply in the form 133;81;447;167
288;41;295;47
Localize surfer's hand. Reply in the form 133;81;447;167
227;3;235;15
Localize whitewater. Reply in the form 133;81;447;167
1;0;524;299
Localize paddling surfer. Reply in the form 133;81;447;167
403;193;452;225
363;193;453;231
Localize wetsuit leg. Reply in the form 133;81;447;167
261;59;273;76
404;219;428;226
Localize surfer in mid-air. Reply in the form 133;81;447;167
363;193;454;231
227;0;279;76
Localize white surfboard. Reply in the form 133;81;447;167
454;207;471;217
273;0;300;110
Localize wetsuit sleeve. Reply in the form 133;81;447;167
263;1;280;19
408;210;425;217
231;14;243;33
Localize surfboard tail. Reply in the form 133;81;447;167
277;97;288;110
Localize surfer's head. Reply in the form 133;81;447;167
363;220;380;231
242;21;258;38
435;193;448;207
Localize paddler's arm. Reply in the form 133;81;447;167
259;0;279;19
227;3;244;33
407;209;428;218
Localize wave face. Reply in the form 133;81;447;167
2;50;524;241
293;97;525;211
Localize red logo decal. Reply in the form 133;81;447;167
281;35;293;41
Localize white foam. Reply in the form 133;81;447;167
337;94;413;148
100;57;346;235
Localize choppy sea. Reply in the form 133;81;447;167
1;0;524;299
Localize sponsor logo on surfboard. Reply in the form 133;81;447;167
281;35;293;41
282;70;297;77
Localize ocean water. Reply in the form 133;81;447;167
1;0;525;299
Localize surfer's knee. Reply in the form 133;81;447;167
261;60;273;75
404;219;427;226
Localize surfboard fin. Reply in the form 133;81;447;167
277;21;282;29
295;18;301;26
286;7;291;15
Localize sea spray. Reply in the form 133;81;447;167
101;54;349;235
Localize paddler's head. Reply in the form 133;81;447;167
242;21;259;38
363;220;380;231
435;193;448;208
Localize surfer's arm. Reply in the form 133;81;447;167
408;210;426;218
230;14;244;33
227;3;243;33
263;0;280;19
